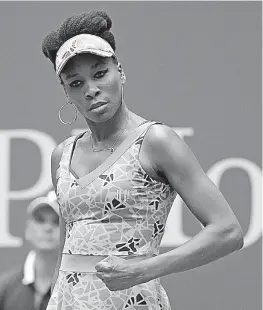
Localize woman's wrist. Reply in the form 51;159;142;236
131;258;158;284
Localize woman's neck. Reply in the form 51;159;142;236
86;103;131;143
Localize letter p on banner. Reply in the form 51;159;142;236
0;130;56;247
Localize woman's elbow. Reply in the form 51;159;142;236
232;223;244;250
223;220;244;252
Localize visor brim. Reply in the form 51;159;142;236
56;49;115;77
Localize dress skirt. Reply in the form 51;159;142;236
46;270;171;310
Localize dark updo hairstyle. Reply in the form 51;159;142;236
41;11;116;70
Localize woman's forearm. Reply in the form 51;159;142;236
137;221;243;282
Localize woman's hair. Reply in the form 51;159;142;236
41;11;116;69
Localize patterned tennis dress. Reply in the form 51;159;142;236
47;121;177;309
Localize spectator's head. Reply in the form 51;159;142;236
25;191;60;253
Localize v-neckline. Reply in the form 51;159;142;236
68;120;149;182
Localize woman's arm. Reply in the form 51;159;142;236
136;124;244;282
50;142;66;293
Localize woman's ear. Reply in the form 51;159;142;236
120;71;126;84
117;63;126;84
117;62;122;72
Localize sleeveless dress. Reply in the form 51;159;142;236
47;121;177;310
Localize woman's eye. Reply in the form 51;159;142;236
94;69;108;79
69;80;82;88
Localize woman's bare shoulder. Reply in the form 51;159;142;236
51;137;71;164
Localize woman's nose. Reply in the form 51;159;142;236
84;82;100;99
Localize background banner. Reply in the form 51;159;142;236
0;2;261;310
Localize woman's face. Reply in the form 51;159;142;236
60;53;122;122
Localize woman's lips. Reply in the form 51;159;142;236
89;101;108;111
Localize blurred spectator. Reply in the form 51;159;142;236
0;191;60;310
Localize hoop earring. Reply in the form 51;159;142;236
121;84;124;105
58;102;78;125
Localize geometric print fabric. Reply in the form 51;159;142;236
47;122;177;309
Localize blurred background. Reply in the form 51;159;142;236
0;1;261;310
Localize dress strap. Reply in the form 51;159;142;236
55;136;79;181
138;121;163;136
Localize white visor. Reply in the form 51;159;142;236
55;34;117;76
